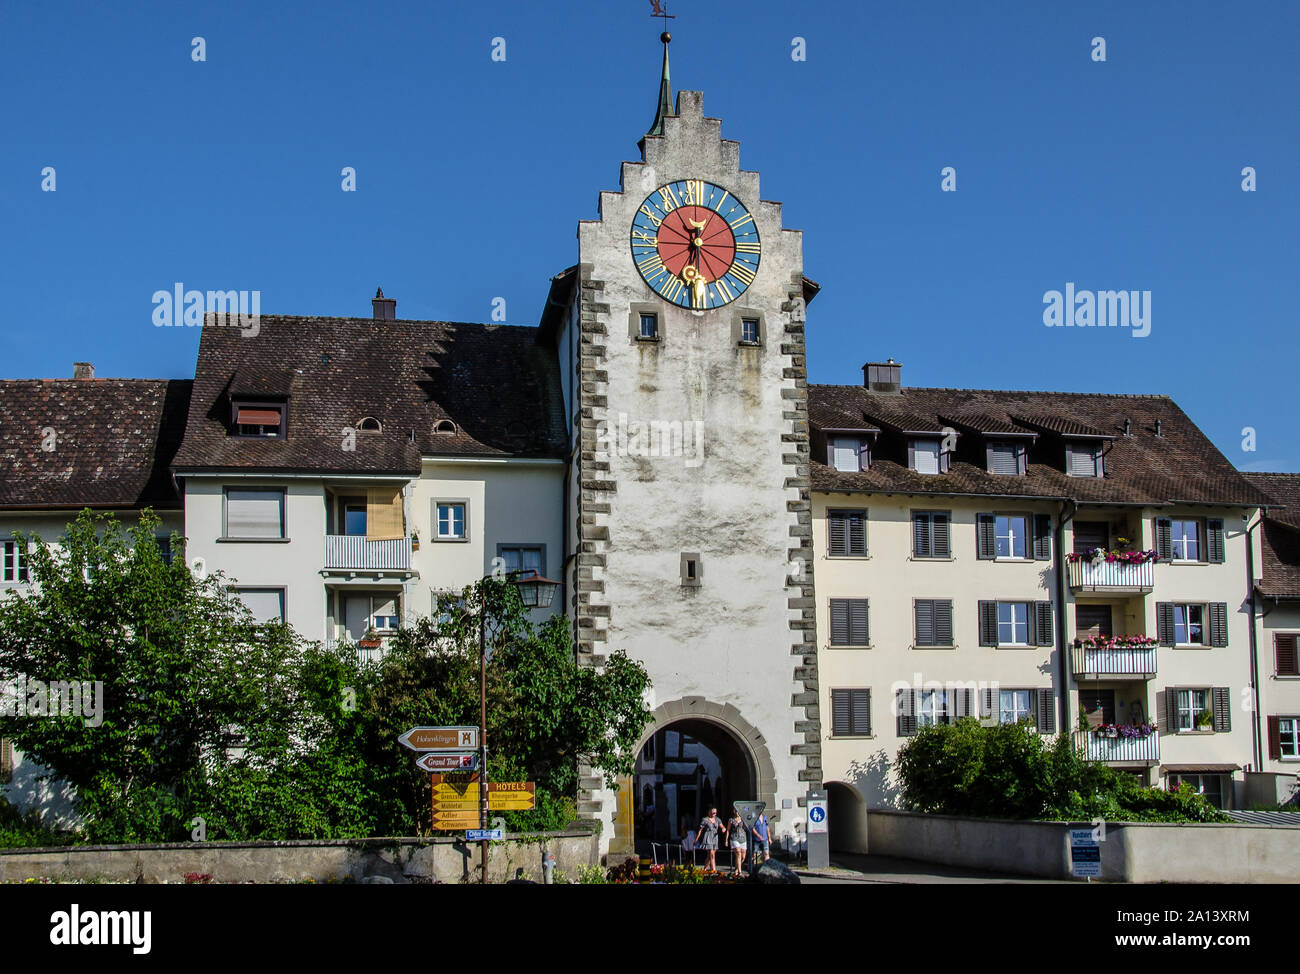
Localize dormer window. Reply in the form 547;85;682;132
434;419;457;435
232;401;285;439
356;417;381;433
910;439;943;475
1067;440;1103;477
987;440;1025;476
830;436;868;473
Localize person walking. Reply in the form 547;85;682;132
695;807;723;872
726;806;748;876
750;811;770;867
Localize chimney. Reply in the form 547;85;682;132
73;362;94;379
372;287;396;320
863;359;902;394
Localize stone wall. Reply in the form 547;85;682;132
866;810;1300;883
0;831;598;885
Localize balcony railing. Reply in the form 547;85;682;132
1067;559;1153;592
1071;643;1158;680
323;535;411;572
1074;729;1160;764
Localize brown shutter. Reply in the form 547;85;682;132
1267;716;1282;760
933;512;950;557
1157;688;1174;734
1155;517;1173;561
1033;514;1052;560
832;689;851;737
1036;690;1056;734
896;689;917;737
366;486;405;541
1206;518;1226;563
1209;603;1228;647
976;514;996;559
235;407;282;425
978;601;998;646
0;737;11;783
1211;687;1232;733
1035;601;1054;646
1156;603;1175;646
1276;634;1299;677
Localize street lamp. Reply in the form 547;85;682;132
476;568;562;883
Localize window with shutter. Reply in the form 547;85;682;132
933;600;954;646
1276;634;1299;677
828;510;866;556
988;441;1022;475
1033;514;1052;560
831;437;862;473
1156;602;1175;646
1155;517;1173;561
831;689;852;737
1073;521;1108;555
225;488;286;539
1275;716;1298;759
978;601;998;646
912;439;941;475
914;600;935;645
896;688;917;737
1067;442;1102;477
994;515;1028;558
1075;603;1113;638
1169;519;1202;561
1211;687;1232;733
1206;518;1225;563
997;601;1030;645
231;400;286;438
1035;601;1054;646
1036;690;1056;734
829;599;869;647
1208;603;1228;647
976;514;996;559
912;511;951;559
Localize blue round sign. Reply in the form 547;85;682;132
809;806;826;823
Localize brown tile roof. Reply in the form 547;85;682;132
173;314;566;475
1241;473;1300;598
0;378;191;509
809;384;1272;508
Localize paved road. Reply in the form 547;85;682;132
797;853;1071;884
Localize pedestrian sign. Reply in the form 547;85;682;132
808;799;828;834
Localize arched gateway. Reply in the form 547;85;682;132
610;698;779;857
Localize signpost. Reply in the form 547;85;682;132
1069;828;1102;880
733;801;766;877
398;726;478;752
467;829;504;841
430;781;535;831
806;789;829;869
414;752;479;773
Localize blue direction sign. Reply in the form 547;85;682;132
467;828;503;841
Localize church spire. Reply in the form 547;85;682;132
645;31;673;138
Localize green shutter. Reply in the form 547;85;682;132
1206;518;1225;563
978;601;998;646
1212;687;1232;733
1209;603;1228;647
976;514;996;559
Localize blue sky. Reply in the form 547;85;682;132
2;0;1296;469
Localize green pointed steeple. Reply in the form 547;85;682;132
646;32;673;138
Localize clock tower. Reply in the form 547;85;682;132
559;34;822;856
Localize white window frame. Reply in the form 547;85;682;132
1176;687;1211;732
912;439;941;475
831;437;862;473
1280;717;1300;759
997;601;1030;646
435;500;468;541
995;514;1028;559
916;689;951;728
1170;518;1201;561
223;487;287;540
2;540;28;583
1169;773;1225;809
999;689;1033;725
1173;603;1206;646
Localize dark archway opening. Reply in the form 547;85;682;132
632;718;758;854
827;781;869;854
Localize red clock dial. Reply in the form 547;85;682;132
655;205;736;283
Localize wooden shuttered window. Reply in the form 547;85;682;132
976;514;996;560
988;442;1022;475
366;486;405;541
1067;443;1102;477
896;689;916;737
1208;603;1228;647
831;689;872;737
1268;716;1283;761
1036;690;1056;734
1073;520;1108;555
1156;688;1174;734
1033;601;1054;646
1156;603;1175;646
1212;686;1232;733
828;510;867;556
914;599;953;646
1276;634;1300;677
1206;518;1226;563
912;511;950;559
1155;517;1173;561
977;601;998;646
1032;514;1052;560
978;601;1052;646
829;599;869;647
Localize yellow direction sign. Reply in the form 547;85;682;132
433;796;535;812
433;781;535;799
432;816;480;831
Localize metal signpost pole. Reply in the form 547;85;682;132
479;596;489;884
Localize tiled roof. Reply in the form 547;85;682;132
0;378;191;509
1241;472;1300;598
809;385;1272;508
173;314;567;474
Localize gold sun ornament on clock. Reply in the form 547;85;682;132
630;179;761;309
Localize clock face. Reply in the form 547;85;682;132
630;179;761;310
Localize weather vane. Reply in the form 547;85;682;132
649;0;675;29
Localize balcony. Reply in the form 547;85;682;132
1074;729;1159;766
1067;559;1153;593
1071;642;1157;680
323;535;412;573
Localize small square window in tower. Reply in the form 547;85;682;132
740;318;759;344
680;552;701;587
639;313;659;340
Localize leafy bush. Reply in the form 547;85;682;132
0;797;73;848
896;719;1228;823
576;863;607;884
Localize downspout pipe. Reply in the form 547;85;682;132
1054;500;1078;735
1245;512;1264;770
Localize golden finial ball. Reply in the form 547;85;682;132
661;32;671;43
